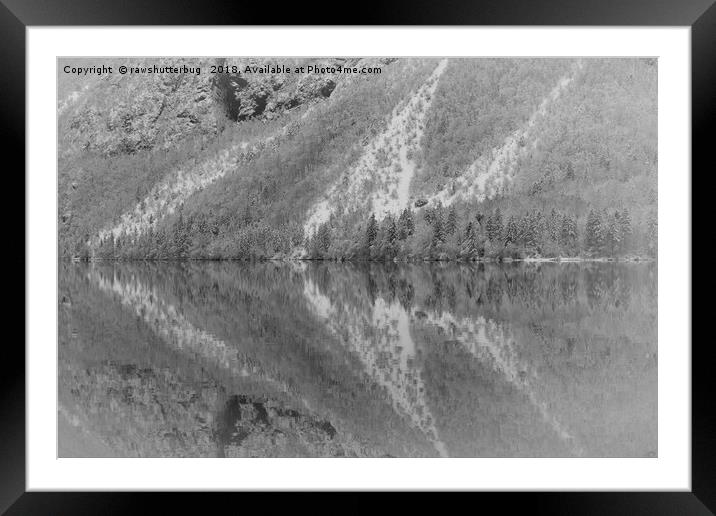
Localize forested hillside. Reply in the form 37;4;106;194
58;57;657;261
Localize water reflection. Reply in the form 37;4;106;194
59;261;657;457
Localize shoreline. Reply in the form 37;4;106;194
68;256;656;264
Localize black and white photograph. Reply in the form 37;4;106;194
56;56;658;459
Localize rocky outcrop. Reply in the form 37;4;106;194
62;59;218;157
213;58;359;122
60;57;396;158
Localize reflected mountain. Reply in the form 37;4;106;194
59;261;657;457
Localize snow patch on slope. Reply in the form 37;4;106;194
427;61;584;208
303;59;449;237
58;84;90;116
93;113;310;248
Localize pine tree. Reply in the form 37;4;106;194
458;220;474;258
560;214;578;254
198;214;208;234
432;210;445;246
599;209;611;254
495;208;503;240
445;206;457;235
619;209;632;254
422;206;433;225
387;217;397;244
548;209;561;243
534;211;546;252
397;208;414;240
517;214;530;248
312;222;332;256
208;209;219;236
406;208;415;236
379;216;398;258
485;214;494;241
145;227;154;257
465;221;474;241
646;214;657;256
366;213;378;248
604;211;622;256
487;208;503;242
504;216;519;245
585;209;603;255
153;230;164;257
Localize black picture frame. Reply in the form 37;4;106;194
4;0;708;512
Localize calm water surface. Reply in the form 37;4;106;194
58;261;657;457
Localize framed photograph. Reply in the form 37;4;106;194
7;0;708;511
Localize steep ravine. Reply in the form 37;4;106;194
425;61;585;207
303;59;449;236
91;113;309;251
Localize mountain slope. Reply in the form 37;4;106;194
58;57;657;260
304;59;449;236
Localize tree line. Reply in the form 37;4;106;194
307;203;656;261
85;201;656;261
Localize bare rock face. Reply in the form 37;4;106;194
61;58;219;157
213;58;348;122
59;57;397;158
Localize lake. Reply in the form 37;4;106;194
58;261;657;457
